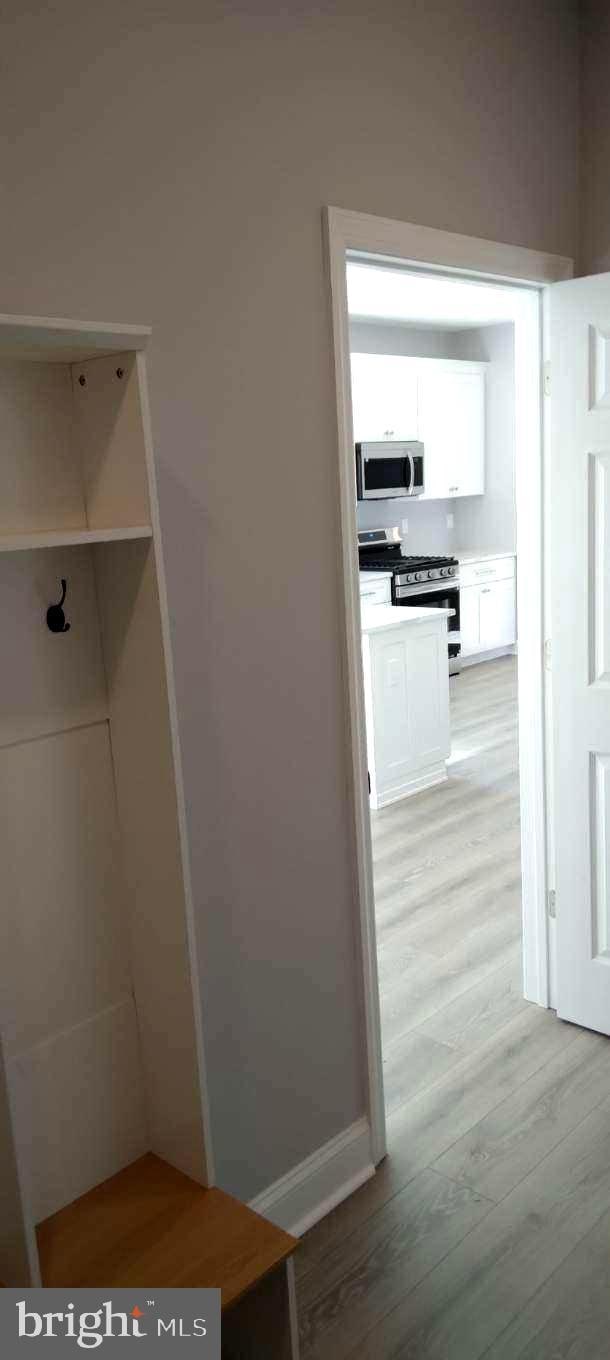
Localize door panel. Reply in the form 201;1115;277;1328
551;271;610;1033
590;450;610;684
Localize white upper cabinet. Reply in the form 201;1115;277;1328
350;353;487;500
416;362;486;499
350;353;418;443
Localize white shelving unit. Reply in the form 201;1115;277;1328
0;314;213;1287
0;315;301;1357
0;526;152;552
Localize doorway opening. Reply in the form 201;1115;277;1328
299;214;610;1359
348;262;532;1131
325;210;554;1162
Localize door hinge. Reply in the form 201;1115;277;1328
547;889;556;919
544;638;552;671
543;361;551;397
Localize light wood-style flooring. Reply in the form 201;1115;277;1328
297;657;610;1359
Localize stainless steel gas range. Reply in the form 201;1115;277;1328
358;527;461;673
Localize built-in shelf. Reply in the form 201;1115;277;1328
0;525;153;553
36;1154;296;1302
0;319;227;1312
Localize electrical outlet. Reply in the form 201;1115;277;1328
446;512;454;529
401;517;409;536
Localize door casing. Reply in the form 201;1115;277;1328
324;205;573;1164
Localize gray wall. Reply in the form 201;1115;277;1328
0;0;579;1201
581;0;610;272
350;323;462;361
358;496;456;555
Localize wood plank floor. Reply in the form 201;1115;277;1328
297;657;610;1359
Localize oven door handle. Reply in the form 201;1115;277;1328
395;581;460;598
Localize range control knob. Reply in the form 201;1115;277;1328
415;572;424;582
440;567;448;577
427;570;435;579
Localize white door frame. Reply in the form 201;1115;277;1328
324;206;573;1164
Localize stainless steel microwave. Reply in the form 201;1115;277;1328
355;440;425;500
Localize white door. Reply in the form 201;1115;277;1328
551;272;610;1033
350;354;418;442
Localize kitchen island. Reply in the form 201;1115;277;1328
361;604;452;809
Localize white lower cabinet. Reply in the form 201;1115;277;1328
362;613;450;809
479;577;516;651
459;556;517;659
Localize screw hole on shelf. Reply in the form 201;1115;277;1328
116;367;124;380
78;375;86;387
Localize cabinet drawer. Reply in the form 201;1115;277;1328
360;577;392;606
459;556;515;587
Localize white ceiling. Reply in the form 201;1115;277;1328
346;261;523;331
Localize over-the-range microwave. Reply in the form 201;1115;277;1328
355;440;425;500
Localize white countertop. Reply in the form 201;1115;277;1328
359;570;393;582
361;604;453;634
454;549;516;564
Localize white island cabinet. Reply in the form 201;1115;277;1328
361;605;451;809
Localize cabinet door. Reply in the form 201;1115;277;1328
350;354;418;443
405;625;450;770
367;622;450;803
459;583;481;656
479;578;516;651
418;366;485;499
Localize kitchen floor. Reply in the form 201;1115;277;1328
296;656;610;1359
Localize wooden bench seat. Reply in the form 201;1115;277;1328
36;1152;296;1307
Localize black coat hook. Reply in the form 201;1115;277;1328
47;579;71;634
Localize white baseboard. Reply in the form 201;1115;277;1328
249;1117;374;1238
460;644;517;668
371;762;448;810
